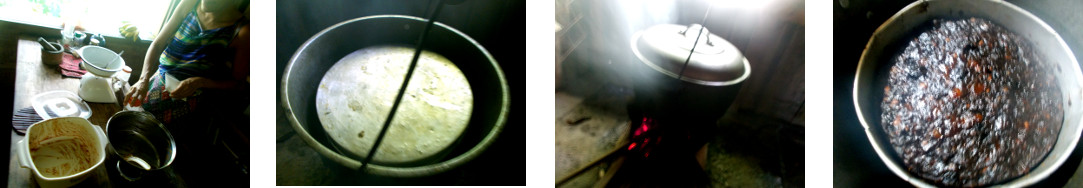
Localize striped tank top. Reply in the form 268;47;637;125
157;4;243;81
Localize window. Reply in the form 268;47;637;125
0;0;174;40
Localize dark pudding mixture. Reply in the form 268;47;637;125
881;18;1062;186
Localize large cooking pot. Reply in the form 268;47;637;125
281;15;509;177
852;0;1083;186
629;23;750;122
106;110;176;181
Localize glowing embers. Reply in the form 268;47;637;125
628;116;658;158
634;117;652;137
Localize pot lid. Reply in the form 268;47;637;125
632;24;751;86
32;91;92;120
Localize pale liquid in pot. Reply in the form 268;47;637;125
315;46;473;164
114;131;162;170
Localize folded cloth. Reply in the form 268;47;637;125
11;107;42;135
59;53;87;78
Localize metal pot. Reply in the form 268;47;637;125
852;0;1083;186
105;111;176;181
281;15;509;177
628;23;750;122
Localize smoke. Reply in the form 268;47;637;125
580;0;677;88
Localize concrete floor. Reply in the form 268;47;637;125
554;94;805;187
555;59;804;187
554;91;631;187
706;110;805;188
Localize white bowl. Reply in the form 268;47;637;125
78;46;124;77
17;117;108;188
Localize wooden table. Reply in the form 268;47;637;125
7;36;125;187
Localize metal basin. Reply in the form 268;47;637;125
852;0;1083;186
281;15;510;177
105;110;176;181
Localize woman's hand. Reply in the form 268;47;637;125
171;77;208;98
125;79;150;107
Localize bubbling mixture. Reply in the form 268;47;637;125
881;18;1062;186
316;46;473;164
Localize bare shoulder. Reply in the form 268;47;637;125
231;24;250;49
237;24;250;39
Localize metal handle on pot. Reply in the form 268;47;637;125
117;160;146;181
679;24;714;47
360;0;449;171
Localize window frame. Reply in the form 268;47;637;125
0;0;180;42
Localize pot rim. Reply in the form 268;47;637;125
852;0;1083;187
280;14;509;177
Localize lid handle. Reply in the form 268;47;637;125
678;24;715;47
678;24;723;55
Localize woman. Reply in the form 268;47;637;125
125;0;249;124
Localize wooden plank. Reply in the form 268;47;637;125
592;155;625;188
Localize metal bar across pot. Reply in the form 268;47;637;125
360;0;449;171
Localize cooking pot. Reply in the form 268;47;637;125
852;0;1083;186
281;15;509;177
628;23;750;122
106;110;176;181
16;117;109;188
